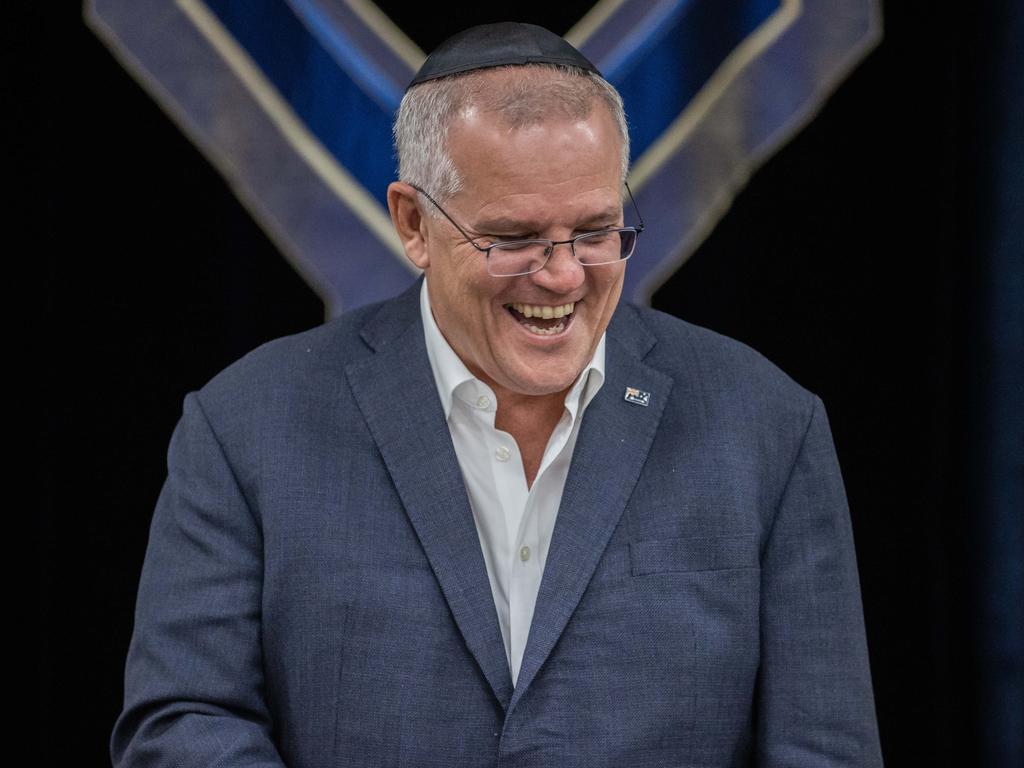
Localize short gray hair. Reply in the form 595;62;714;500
393;64;630;208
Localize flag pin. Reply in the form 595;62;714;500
624;387;651;407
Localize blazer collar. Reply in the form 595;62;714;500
345;280;515;709
509;305;671;713
347;282;672;714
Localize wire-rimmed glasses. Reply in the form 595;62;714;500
409;183;645;277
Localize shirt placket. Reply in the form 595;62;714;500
486;428;526;683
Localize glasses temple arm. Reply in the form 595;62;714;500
624;182;645;232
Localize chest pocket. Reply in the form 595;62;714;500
629;533;759;575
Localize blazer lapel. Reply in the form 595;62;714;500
509;306;673;712
344;286;514;710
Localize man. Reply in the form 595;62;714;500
112;22;883;767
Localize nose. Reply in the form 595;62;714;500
531;241;585;293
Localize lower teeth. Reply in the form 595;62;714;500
525;320;566;335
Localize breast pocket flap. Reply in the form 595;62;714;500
629;534;759;576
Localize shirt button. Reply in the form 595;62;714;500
495;445;511;462
476;395;490;409
520;546;531;562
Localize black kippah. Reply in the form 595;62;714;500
407;22;601;90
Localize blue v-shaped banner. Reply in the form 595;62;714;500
86;0;881;317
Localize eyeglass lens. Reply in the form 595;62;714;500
487;229;638;277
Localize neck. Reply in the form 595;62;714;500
492;385;569;489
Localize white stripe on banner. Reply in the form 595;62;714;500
177;0;409;268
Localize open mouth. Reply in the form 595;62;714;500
505;301;576;336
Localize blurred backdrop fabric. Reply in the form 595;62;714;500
968;0;1023;757
84;0;881;314
35;1;1022;766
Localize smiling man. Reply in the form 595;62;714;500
112;22;883;768
389;63;630;491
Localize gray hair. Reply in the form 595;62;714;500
393;64;630;208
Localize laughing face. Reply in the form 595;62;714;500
389;97;627;402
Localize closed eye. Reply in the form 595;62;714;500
481;235;541;247
491;232;537;241
492;239;546;252
469;229;531;242
576;222;620;235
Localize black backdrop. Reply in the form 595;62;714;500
34;1;1019;765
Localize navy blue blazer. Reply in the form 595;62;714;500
112;282;883;767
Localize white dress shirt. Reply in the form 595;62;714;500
419;281;605;685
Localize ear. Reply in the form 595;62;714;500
387;182;432;270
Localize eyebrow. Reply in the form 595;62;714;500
473;206;622;235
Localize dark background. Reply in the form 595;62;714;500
34;1;1021;765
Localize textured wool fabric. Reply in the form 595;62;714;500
419;280;606;686
112;280;883;767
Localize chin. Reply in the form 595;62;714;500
494;344;593;397
507;369;581;397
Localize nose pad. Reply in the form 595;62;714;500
536;241;585;289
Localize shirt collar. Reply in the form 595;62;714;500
419;279;605;420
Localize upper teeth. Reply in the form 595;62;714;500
510;302;575;319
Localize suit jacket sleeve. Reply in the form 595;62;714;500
110;391;287;767
755;395;884;766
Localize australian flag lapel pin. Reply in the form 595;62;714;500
624;386;651;407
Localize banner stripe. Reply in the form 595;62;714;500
179;0;407;262
88;0;882;314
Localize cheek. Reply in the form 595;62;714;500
445;275;506;341
588;268;625;312
453;254;497;302
430;253;484;308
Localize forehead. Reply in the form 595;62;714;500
446;100;623;220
